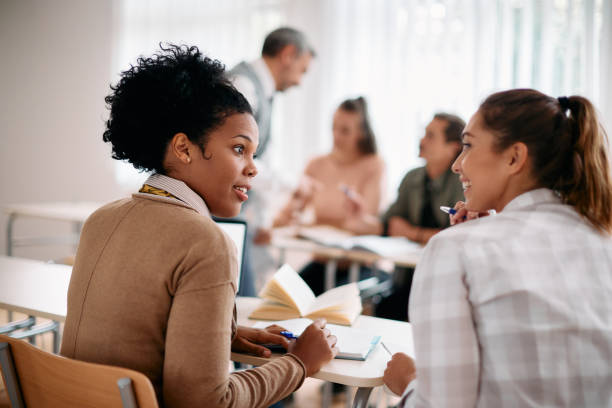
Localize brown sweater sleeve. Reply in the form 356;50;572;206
162;227;305;408
163;283;305;408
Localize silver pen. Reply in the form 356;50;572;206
381;341;393;356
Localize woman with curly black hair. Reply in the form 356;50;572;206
61;44;337;407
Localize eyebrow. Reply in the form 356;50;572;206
232;135;253;143
461;131;475;138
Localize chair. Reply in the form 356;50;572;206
0;334;158;408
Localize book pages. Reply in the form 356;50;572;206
259;264;316;316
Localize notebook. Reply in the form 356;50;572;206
254;318;381;361
296;225;422;258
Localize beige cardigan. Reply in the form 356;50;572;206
61;194;305;407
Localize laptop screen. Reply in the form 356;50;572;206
214;219;247;291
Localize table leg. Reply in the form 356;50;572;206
52;321;61;354
321;382;332;408
73;221;83;253
6;213;15;256
352;387;373;408
277;248;286;269
324;259;338;291
349;261;360;283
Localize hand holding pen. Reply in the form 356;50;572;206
339;183;364;215
441;202;494;225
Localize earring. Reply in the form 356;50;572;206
186;156;191;164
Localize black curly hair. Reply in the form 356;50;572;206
102;44;252;173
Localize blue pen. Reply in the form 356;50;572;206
280;330;299;340
439;206;457;215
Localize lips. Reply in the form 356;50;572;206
233;185;250;202
461;180;472;191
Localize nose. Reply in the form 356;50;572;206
245;159;258;178
451;153;462;174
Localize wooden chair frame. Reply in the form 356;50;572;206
0;335;158;408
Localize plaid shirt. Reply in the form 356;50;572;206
400;188;612;407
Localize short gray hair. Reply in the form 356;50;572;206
261;27;316;57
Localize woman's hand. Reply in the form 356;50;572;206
253;227;272;245
383;352;416;396
449;201;490;226
290;319;338;376
341;186;366;216
387;216;416;238
231;325;290;358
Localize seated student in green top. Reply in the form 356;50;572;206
343;113;465;321
61;44;338;408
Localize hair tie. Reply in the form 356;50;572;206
557;96;570;112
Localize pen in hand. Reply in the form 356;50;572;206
439;206;457;215
339;184;358;200
280;330;299;340
262;331;298;354
381;341;393;356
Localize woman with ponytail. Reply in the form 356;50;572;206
382;89;612;407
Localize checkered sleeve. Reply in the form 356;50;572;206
401;235;480;407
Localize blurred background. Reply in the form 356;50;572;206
1;0;610;260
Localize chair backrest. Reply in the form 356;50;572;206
0;334;158;408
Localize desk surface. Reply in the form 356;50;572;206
271;226;421;268
234;297;413;387
0;256;71;321
4;201;101;222
0;256;414;388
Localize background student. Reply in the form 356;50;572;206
262;96;385;295
344;113;465;321
227;26;316;297
61;44;337;408
384;89;612;406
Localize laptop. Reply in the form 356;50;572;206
214;218;247;291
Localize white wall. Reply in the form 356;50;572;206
0;0;124;259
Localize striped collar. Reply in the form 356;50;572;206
134;173;210;217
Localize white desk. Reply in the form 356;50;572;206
4;202;101;256
271;226;422;290
0;256;413;407
0;256;71;352
0;256;70;322
234;297;413;407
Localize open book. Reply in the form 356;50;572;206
249;264;362;326
254;318;380;361
297;225;422;258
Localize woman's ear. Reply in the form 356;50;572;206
506;142;529;175
169;133;192;164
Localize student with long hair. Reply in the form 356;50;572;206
383;89;612;406
267;96;386;295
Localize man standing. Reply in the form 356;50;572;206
229;26;315;158
227;27;316;296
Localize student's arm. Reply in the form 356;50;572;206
358;156;386;216
272;162;320;228
162;229;307;408
400;234;480;407
387;216;442;245
342;158;386;235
